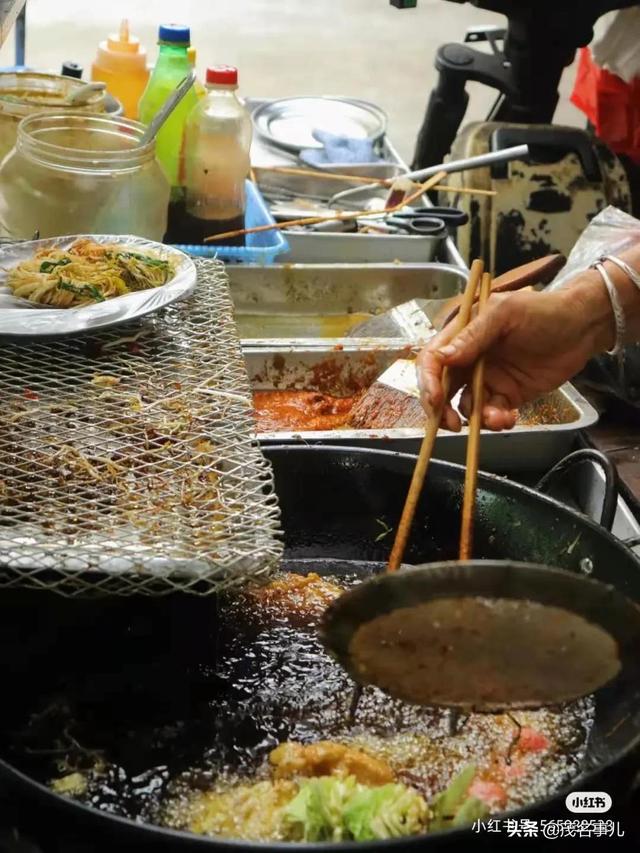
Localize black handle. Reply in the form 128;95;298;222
536;449;618;532
406;217;448;237
386;215;447;237
411;206;469;228
490;127;603;183
411;63;470;170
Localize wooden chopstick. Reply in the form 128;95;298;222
256;166;496;197
433;185;496;197
459;271;492;561
205;170;448;242
259;166;382;185
387;258;485;573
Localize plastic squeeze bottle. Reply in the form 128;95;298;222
90;19;148;119
187;47;206;100
139;23;198;239
182;66;252;245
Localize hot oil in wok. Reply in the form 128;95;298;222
4;573;595;839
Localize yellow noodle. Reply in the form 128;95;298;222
6;239;176;308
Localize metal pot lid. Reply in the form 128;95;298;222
252;96;387;152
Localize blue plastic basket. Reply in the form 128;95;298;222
171;180;289;264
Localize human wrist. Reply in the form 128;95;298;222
555;269;616;356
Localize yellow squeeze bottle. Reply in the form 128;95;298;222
91;19;149;120
188;47;206;100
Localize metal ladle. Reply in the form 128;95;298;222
321;262;640;712
322;559;640;712
63;82;106;106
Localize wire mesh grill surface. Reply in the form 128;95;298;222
0;259;282;596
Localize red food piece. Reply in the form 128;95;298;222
518;727;550;753
23;387;39;401
468;779;508;810
501;758;526;780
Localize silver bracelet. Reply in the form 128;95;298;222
600;254;640;292
591;261;626;358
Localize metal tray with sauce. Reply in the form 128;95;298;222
245;345;599;473
227;262;467;347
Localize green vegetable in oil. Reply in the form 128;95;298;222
428;764;489;831
282;776;427;842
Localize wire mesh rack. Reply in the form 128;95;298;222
0;258;283;597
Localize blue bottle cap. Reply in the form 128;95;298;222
158;24;191;45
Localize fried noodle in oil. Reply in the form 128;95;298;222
7;238;175;308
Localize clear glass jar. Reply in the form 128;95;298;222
0;72;107;161
0;114;170;241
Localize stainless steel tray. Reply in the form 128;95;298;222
227;262;467;347
248;97;467;272
246;345;599;473
281;230;443;264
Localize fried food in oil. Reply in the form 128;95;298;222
270;741;395;786
186;780;298;840
245;572;343;622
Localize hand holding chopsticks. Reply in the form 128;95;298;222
387;259;485;572
459;271;492;561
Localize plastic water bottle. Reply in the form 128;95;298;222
180;66;252;245
139;23;198;227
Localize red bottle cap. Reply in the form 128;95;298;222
206;65;238;85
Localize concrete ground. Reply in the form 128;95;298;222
0;0;584;162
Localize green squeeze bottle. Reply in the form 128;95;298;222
138;23;198;241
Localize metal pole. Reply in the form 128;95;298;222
403;145;530;184
15;3;26;68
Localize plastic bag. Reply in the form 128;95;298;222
571;48;640;163
547;205;640;407
591;8;640;84
572;7;640;163
547;205;640;291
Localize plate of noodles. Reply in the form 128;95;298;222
0;234;197;337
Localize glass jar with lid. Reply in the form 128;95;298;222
0;114;169;241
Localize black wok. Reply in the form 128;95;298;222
0;445;638;851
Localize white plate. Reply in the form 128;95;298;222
0;234;197;338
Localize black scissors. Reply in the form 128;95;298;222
384;206;468;237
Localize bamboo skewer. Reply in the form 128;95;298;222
205;170;448;242
256;165;496;197
459;271;492;561
386;258;485;573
